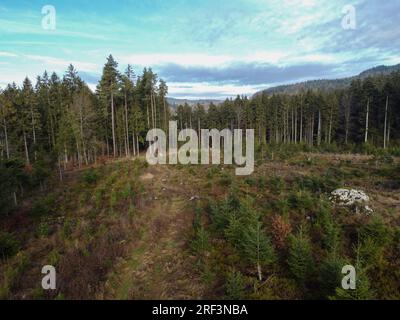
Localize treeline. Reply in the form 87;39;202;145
175;71;400;150
0;55;169;212
0;55;170;168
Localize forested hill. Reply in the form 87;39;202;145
256;63;400;96
167;98;222;109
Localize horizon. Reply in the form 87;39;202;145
1;0;400;99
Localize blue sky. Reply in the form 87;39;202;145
0;0;399;99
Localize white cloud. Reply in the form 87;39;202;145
119;53;233;68
0;51;18;57
167;81;268;99
24;55;98;73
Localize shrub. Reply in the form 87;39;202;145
288;191;314;212
210;191;242;232
218;172;233;186
82;168;99;185
287;228;314;285
358;217;392;269
332;267;375;300
62;218;75;239
36;221;50;238
30;194;57;218
48;249;61;267
271;215;292;250
191;226;211;257
268;176;285;194
225;269;246;300
0;232;20;261
244;177;257;187
0;252;29;299
318;256;343;298
313;202;341;252
238;215;276;281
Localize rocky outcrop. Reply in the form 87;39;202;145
330;189;373;214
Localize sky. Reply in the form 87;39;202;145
0;0;400;99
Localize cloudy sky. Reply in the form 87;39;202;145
0;0;399;99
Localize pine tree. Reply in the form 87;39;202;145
98;55;121;157
226;269;246;300
239;213;276;281
287;228;314;285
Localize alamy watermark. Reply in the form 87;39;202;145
342;5;356;30
41;5;56;30
41;265;56;290
341;265;356;290
146;121;255;176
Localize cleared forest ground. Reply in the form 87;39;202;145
1;152;399;299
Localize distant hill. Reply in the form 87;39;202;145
256;63;400;96
167;98;223;107
167;97;222;109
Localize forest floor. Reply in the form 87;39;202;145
1;152;399;299
101;164;206;299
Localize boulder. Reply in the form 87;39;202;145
330;188;373;214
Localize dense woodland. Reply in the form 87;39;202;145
175;72;400;149
0;55;170;214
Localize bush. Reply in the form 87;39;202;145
82;169;99;185
218;172;233;186
62;218;75;239
271;215;292;250
48;249;61;267
332;267;375;300
288;191;314;213
30;194;57;218
294;172;341;194
268;176;285;194
0;232;20;261
225;269;246;300
36;221;50;238
238;215;276;281
313;202;341;252
287;228;314;285
318;256;343;298
358;217;392;269
191;226;211;257
0;252;29;299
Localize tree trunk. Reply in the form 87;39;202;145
111;92;116;157
300;106;303;143
151;94;155;129
153;92;157;129
384;96;388;149
136;135;140;155
294;107;298;143
364;99;370;144
163;97;167;132
317;109;322;146
79;104;88;165
132;132;136;156
146;99;150;128
257;223;262;281
64;144;68;170
30;107;37;160
23;130;30;165
50;113;56;149
3;118;10;159
328;105;333;144
58;156;63;182
124;93;130;157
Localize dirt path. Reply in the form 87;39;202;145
102;164;205;300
